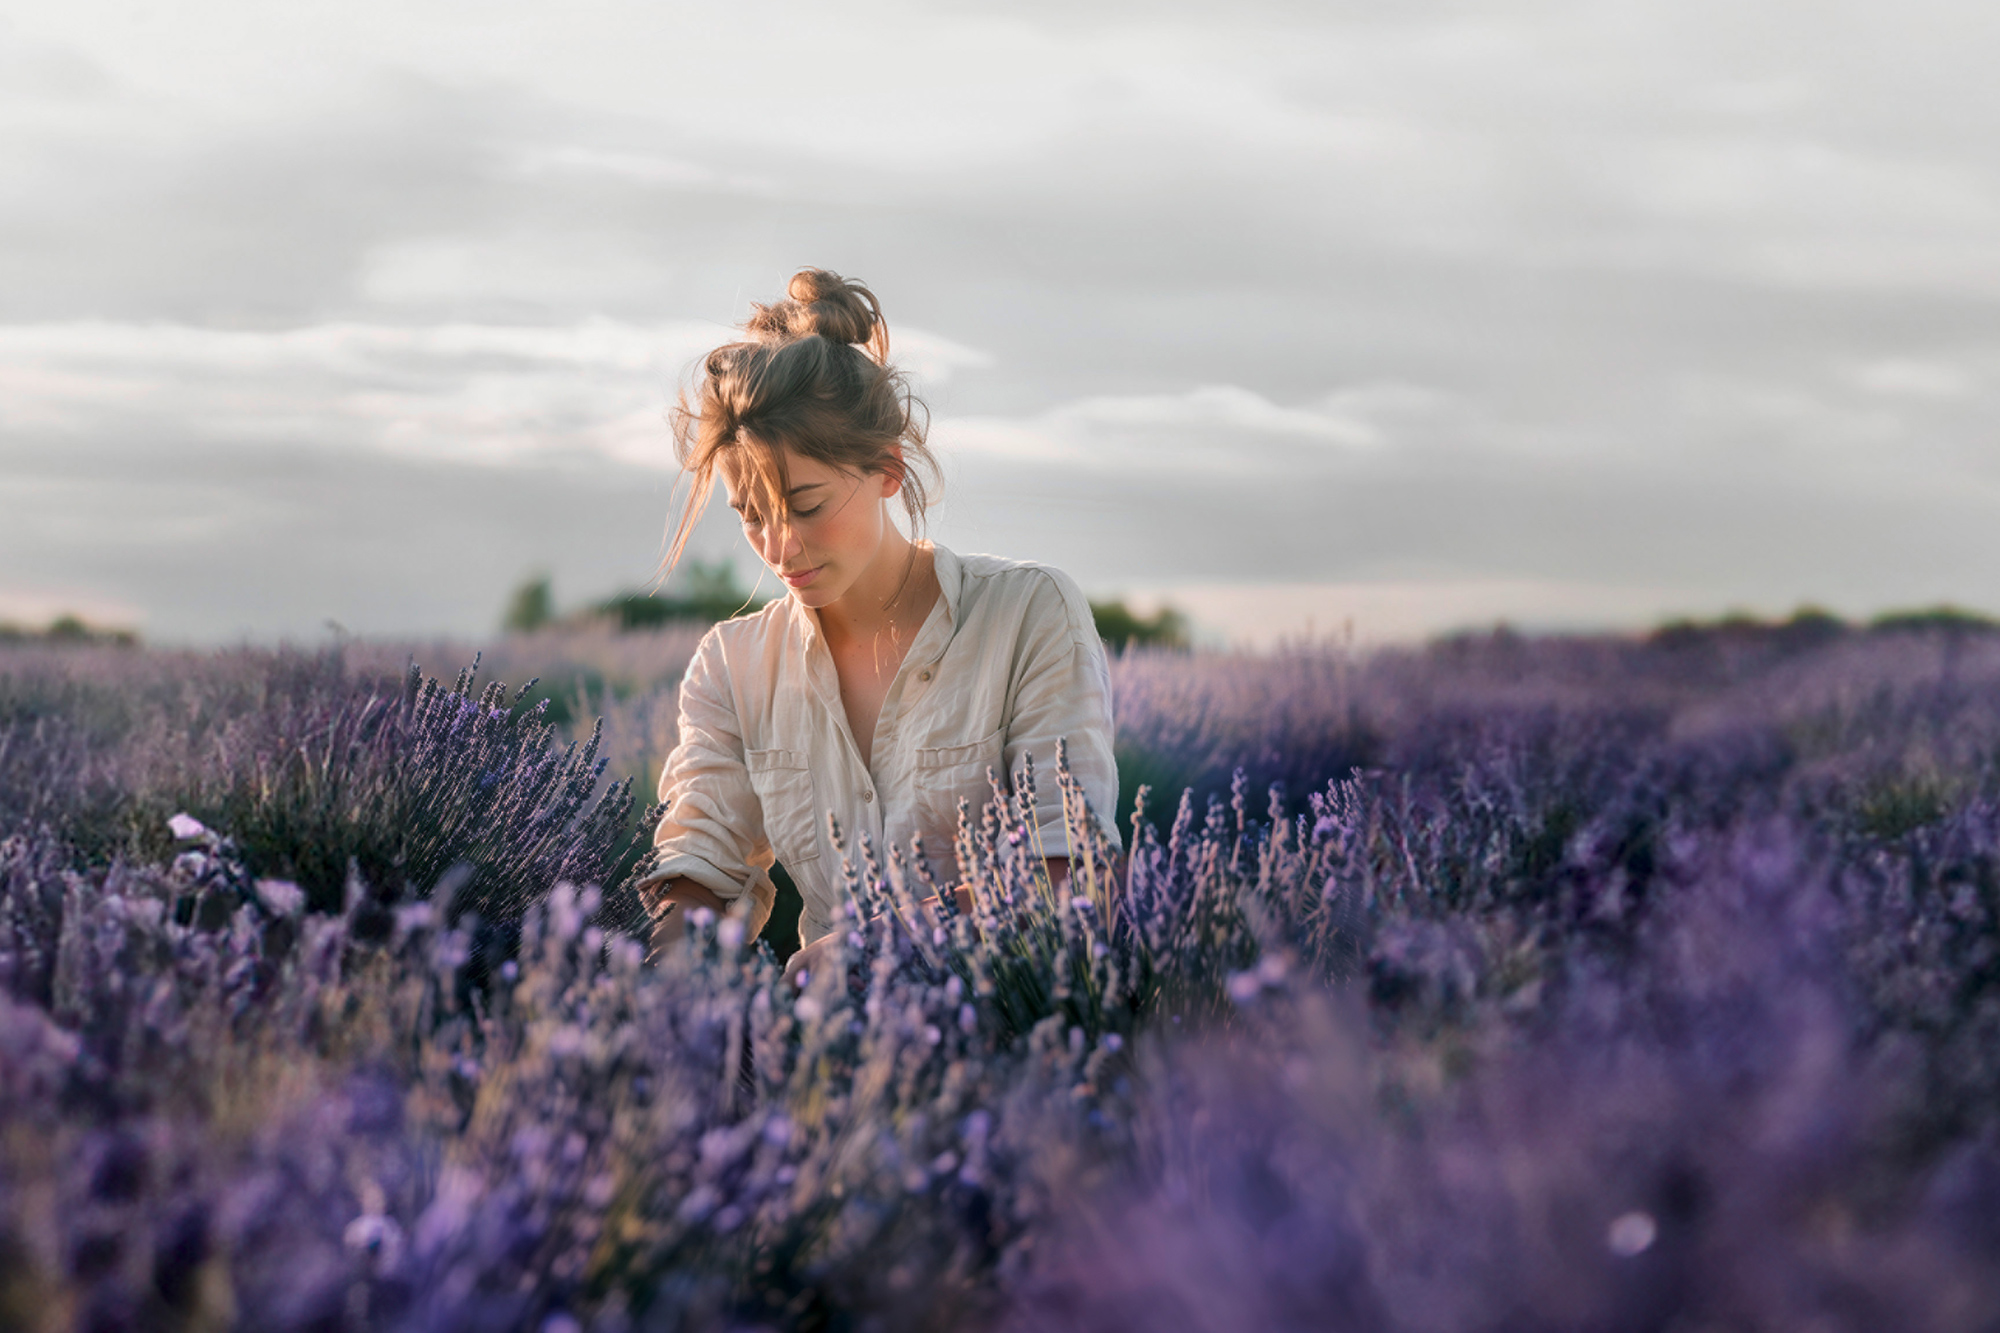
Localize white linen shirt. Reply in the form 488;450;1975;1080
639;543;1122;946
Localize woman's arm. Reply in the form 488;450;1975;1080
1000;572;1123;858
641;630;779;943
641;876;732;957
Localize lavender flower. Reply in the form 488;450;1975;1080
2;623;1999;1329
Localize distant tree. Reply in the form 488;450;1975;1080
1869;605;2000;636
1648;605;1852;655
503;576;555;634
1646;604;2000;653
1772;606;1849;652
597;560;769;631
12;614;139;647
1091;599;1191;653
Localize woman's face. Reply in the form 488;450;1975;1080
722;446;901;612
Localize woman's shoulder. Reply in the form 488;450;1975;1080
952;548;1079;600
677;599;804;719
949;549;1097;648
690;597;798;667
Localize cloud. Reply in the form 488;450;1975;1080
505;144;781;197
0;430;713;642
357;238;694;312
0;21;116;102
0;317;994;470
1851;357;1979;401
928;425;2000;612
0;318;699;467
939;383;1410;471
6;0;2000;642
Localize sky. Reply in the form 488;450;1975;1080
2;0;1998;647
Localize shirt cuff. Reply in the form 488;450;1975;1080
636;853;777;938
1029;810;1124;863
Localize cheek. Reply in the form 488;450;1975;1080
816;510;867;553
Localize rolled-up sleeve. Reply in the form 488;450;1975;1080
1003;572;1124;859
638;630;777;933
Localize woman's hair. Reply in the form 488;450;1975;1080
663;268;939;578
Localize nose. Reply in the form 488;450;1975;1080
758;520;802;570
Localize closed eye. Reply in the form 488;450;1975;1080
730;482;827;527
738;503;818;528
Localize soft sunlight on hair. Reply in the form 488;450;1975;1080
659;268;938;588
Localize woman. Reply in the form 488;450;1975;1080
637;268;1121;979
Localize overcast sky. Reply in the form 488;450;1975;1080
3;0;1998;646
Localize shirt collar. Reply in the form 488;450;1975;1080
929;540;964;627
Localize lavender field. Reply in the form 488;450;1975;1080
4;618;2000;1332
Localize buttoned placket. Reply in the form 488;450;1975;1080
889;600;954;713
793;592;957;855
873;606;952;769
877;598;956;744
795;614;877;849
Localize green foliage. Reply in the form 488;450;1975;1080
1868;604;2000;636
502;562;769;637
599;559;769;630
1113;740;1203;842
503;574;556;633
505;667;613;730
1853;767;1961;841
1090;598;1190;652
1645;602;2000;655
0;614;138;647
1647;604;1851;654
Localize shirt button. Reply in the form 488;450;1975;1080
919;669;932;681
862;789;875;803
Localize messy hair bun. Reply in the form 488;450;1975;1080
743;269;889;364
663;268;939;577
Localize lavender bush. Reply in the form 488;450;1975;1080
2;622;1999;1331
0;648;638;927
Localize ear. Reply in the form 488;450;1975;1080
875;446;907;500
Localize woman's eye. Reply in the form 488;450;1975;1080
792;503;823;519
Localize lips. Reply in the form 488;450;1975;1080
780;565;823;589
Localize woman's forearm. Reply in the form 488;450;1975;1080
646;877;730;914
643;876;731;956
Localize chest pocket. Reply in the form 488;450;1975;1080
914;725;1008;835
747;748;821;867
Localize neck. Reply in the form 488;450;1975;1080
814;532;931;644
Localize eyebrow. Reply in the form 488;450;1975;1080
727;482;824;513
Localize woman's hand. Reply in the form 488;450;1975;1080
784;883;979;988
783;930;842;986
930;883;978;922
